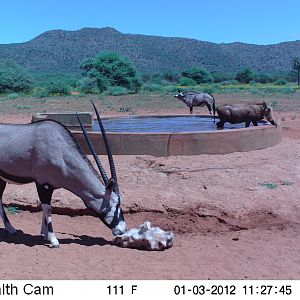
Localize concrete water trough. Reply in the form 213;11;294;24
32;113;282;156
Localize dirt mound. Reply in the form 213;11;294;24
124;207;295;236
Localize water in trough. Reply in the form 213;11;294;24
93;116;268;133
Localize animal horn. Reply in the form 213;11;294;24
91;100;119;193
76;113;109;185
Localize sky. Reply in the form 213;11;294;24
0;0;299;45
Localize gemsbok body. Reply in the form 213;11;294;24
174;91;216;119
0;102;126;248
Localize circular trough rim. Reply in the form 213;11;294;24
71;114;282;156
91;114;273;134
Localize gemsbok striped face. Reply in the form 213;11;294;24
174;92;187;103
100;179;126;236
77;100;127;237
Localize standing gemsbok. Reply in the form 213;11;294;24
174;91;216;116
0;101;126;247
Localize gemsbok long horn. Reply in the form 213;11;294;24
91;100;119;193
76;113;109;185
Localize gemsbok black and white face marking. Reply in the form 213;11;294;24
101;184;126;236
0;101;126;248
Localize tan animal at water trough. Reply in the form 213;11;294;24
216;101;277;129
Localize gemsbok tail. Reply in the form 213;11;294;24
208;93;216;124
212;97;216;124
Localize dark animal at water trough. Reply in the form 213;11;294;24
174;91;216;120
216;101;277;129
0;101;126;248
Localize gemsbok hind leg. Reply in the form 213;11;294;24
36;183;59;248
206;103;213;115
0;179;16;234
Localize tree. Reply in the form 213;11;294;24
255;73;273;84
0;61;34;93
181;66;213;84
293;58;300;86
235;68;254;84
80;52;141;93
179;76;197;86
46;81;70;95
161;71;180;83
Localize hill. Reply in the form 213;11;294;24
0;27;299;74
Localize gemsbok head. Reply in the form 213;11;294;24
0;101;126;247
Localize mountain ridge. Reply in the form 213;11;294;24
0;27;299;74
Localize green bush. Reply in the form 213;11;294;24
179;77;197;86
280;87;296;94
5;92;20;100
255;73;273;83
212;72;233;83
76;77;97;94
34;73;78;88
182;66;213;83
161;71;180;83
81;51;142;93
142;83;164;92
150;73;163;84
15;105;32;110
0;61;34;93
220;79;239;85
32;87;49;98
235;68;254;83
46;81;70;95
249;88;259;94
106;86;129;96
274;78;288;85
202;86;215;94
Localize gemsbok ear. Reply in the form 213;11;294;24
262;101;267;108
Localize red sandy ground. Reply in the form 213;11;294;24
0;109;300;279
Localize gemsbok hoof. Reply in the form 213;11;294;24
49;243;60;249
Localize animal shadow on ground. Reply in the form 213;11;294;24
0;228;114;248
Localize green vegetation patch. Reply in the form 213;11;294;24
6;206;22;215
259;183;278;189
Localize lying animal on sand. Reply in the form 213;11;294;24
114;221;174;251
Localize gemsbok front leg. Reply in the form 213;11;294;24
36;183;59;248
0;179;17;234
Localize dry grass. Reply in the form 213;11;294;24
0;90;300;117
